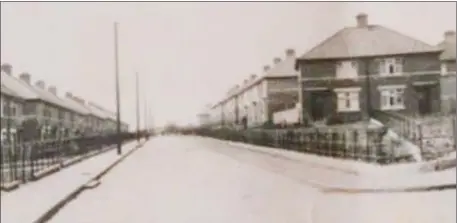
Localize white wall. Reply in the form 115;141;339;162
273;104;300;125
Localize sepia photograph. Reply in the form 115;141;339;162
1;1;456;223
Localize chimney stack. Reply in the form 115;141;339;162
444;30;456;43
285;48;295;57
35;80;46;89
273;57;281;64
250;74;257;80
356;13;368;28
65;92;73;98
48;86;57;95
243;79;248;85
19;73;31;85
263;65;270;72
74;96;85;105
1;63;12;75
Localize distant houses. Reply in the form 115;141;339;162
0;63;129;145
203;13;456;129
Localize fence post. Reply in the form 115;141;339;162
418;124;424;160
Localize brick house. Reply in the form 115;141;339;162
210;48;299;129
437;30;456;114
1;83;24;145
295;13;443;125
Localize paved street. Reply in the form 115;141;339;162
49;136;456;223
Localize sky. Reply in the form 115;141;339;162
1;2;456;128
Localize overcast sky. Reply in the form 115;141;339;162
1;2;456;128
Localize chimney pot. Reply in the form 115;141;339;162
273;58;281;64
1;63;12;75
356;13;368;28
263;65;270;72
285;48;295;57
444;30;456;42
48;86;57;95
243;79;248;84
35;80;46;89
65;92;73;98
250;74;257;79
19;73;31;85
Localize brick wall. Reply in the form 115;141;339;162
298;52;443;121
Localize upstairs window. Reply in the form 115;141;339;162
379;58;403;75
335;60;358;79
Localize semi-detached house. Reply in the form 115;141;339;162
295;13;444;125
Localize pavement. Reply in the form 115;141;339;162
0;140;145;223
46;136;454;223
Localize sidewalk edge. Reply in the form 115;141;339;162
32;140;147;223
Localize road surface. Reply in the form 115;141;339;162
49;136;456;223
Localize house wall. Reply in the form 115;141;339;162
299;52;442;122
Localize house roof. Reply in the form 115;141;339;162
1;72;40;100
87;103;110;119
298;25;442;60
30;85;88;114
437;39;456;61
265;56;299;78
1;84;20;98
60;97;92;115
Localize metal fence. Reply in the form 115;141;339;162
1;132;139;186
187;112;457;165
188;125;424;165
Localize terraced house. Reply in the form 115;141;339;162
210;48;299;129
1;83;24;145
295;13;444;126
1;63;129;142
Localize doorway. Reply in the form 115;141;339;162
415;85;433;115
310;90;332;121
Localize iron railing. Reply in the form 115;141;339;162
0;132;142;186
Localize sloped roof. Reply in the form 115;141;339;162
1;72;39;99
1;84;20;98
30;86;87;114
265;56;299;78
60;97;92;115
299;25;442;60
87;103;109;119
437;39;456;61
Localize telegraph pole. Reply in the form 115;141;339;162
114;22;122;155
136;72;140;142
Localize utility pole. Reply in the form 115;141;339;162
143;93;148;136
136;72;140;142
114;22;122;155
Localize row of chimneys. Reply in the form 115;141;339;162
238;48;296;88
1;63;87;105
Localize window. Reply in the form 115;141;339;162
335;88;361;112
336;60;358;79
379;85;406;110
379;58;403;75
441;63;448;76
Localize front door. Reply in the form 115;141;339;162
241;116;247;130
415;86;433;115
310;91;330;121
